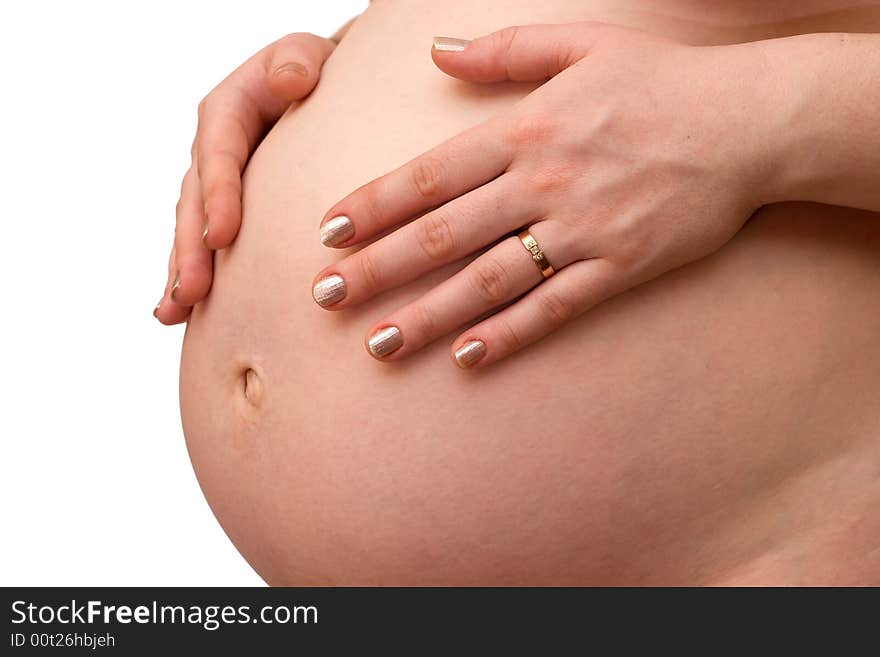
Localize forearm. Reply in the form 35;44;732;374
760;32;880;211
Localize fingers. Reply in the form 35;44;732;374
312;175;538;308
158;32;337;321
319;115;514;248
431;22;614;83
161;169;213;320
196;108;250;249
265;32;336;102
358;220;588;361
451;257;623;368
199;33;336;250
154;244;192;326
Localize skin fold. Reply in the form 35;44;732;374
175;0;880;585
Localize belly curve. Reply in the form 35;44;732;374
179;0;880;585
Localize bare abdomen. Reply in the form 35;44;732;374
180;0;880;585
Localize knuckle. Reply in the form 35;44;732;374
529;166;574;195
496;26;521;62
608;223;654;272
203;175;239;204
470;257;510;305
506;113;557;148
415;212;456;262
410;156;446;200
179;168;195;195
356;182;385;228
202;148;238;180
494;316;524;353
358;250;385;291
476;26;521;80
409;304;438;339
536;289;574;324
615;243;644;271
197;96;210;122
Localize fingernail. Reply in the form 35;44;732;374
433;37;471;52
312;274;347;307
368;326;403;358
170;272;180;302
153;298;163;318
201;222;209;246
454;340;487;368
320;216;355;247
274;61;309;78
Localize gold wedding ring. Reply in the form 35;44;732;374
518;229;555;279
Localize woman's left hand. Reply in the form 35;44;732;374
312;22;780;368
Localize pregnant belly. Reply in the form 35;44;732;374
179;0;880;585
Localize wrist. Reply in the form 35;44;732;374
718;37;817;207
699;39;798;210
746;32;880;208
749;34;819;205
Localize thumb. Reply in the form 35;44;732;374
265;32;336;102
431;22;611;83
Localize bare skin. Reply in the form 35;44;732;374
155;32;339;324
173;0;880;585
316;26;880;368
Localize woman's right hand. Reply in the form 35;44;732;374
155;32;337;324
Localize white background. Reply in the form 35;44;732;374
0;0;367;586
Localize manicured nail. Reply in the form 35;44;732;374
274;61;309;78
153;298;163;318
454;340;486;368
201;221;209;246
368;326;402;358
320;216;355;247
170;272;180;301
312;274;347;307
433;37;471;52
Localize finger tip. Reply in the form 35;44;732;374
272;61;310;79
172;288;208;308
169;271;212;308
430;49;460;75
268;63;313;101
319;214;356;247
205;234;234;251
201;230;227;251
201;216;239;250
154;308;185;326
200;222;212;249
366;325;405;361
431;38;475;71
453;339;489;369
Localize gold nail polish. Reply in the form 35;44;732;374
312;274;346;307
454;340;486;368
201;222;209;245
368;326;403;358
170;272;180;301
433;36;472;52
320;216;355;247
